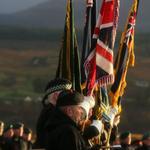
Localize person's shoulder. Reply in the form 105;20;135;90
135;147;145;150
61;124;78;131
60;124;80;136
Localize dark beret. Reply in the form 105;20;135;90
42;78;72;105
4;124;13;132
24;128;32;134
120;131;131;140
56;90;84;107
142;132;150;140
13;122;24;129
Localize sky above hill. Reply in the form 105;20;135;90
0;0;149;32
0;0;47;14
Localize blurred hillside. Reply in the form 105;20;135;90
0;0;84;29
0;26;149;133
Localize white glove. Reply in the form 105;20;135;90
107;106;118;126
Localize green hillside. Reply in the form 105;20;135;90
0;26;149;133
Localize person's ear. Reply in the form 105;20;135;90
66;107;73;117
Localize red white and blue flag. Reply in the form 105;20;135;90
84;0;120;95
110;0;140;107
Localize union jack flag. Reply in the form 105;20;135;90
84;0;120;95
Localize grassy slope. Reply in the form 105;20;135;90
0;26;149;133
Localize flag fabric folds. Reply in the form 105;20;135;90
84;0;120;95
110;0;140;107
56;0;81;93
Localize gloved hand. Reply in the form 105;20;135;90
107;106;118;126
102;106;118;127
113;114;120;126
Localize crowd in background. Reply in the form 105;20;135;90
0;121;32;150
0;78;150;150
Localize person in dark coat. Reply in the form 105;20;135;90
136;132;150;150
131;139;142;150
34;78;72;148
1;124;14;150
21;128;32;150
44;90;98;150
12;122;24;150
120;131;133;150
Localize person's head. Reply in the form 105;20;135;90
56;90;87;125
42;78;72;106
120;131;132;145
142;132;150;146
3;124;14;138
0;121;4;136
22;128;32;142
13;122;24;137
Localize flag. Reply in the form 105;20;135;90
56;0;81;93
84;0;120;95
81;0;96;90
110;0;140;107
